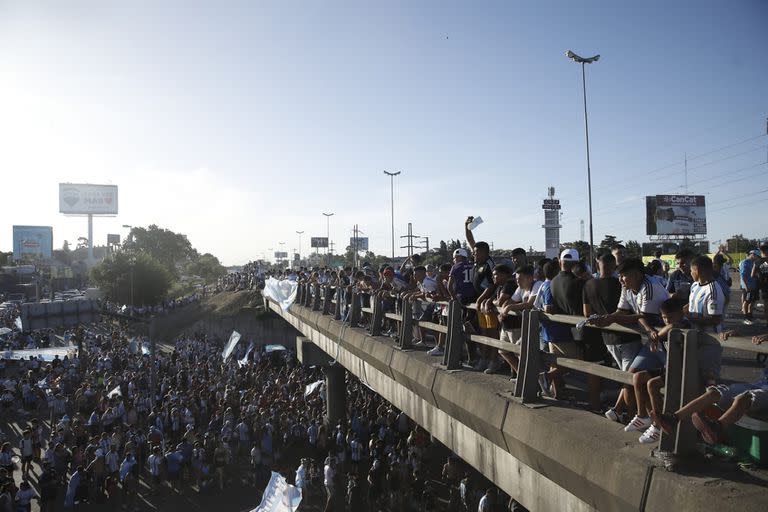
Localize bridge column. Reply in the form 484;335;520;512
324;364;346;429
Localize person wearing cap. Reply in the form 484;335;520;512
539;249;591;400
739;249;761;325
447;248;481;364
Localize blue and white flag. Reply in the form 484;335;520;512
251;471;302;512
222;330;241;361
238;341;255;367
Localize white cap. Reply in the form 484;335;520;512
560;248;579;263
453;248;469;258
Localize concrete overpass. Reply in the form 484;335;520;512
264;294;767;512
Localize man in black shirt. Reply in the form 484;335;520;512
583;253;642;421
465;217;497;370
540;249;585;399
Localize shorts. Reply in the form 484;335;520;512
548;341;582;359
710;383;768;413
478;311;499;330
499;328;519;345
417;303;435;322
606;341;642;371
629;344;667;371
742;289;758;303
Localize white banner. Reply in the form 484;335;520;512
14;317;23;331
262;278;298;312
304;380;324;398
107;386;122;398
238;341;255;367
222;330;241;361
251;472;302;512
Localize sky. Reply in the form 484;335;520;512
0;0;766;265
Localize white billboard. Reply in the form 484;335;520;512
59;183;118;215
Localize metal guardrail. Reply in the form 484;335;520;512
288;281;763;458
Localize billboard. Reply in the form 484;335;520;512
311;237;328;248
12;226;53;261
59;183;118;215
274;251;288;259
107;234;121;245
646;195;706;236
349;237;369;251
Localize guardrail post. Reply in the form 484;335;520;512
660;328;685;454
349;291;360;328
303;283;311;307
675;329;701;456
312;283;321;311
443;300;463;370
334;288;342;320
399;300;414;349
370;296;384;336
322;286;333;315
516;310;543;402
296;283;304;304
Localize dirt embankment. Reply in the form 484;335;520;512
152;290;299;349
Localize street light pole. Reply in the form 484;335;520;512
322;212;334;265
383;171;401;259
566;50;599;268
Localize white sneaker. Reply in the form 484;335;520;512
624;415;652;432
604;408;620;422
639;425;661;444
743;319;754;325
427;346;444;356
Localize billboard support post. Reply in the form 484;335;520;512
87;214;94;261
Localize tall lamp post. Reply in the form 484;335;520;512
565;50;599;268
322;212;334;265
296;231;304;262
383;170;401;259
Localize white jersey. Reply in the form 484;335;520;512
511;280;543;303
618;277;669;322
688;281;726;333
419;276;439;294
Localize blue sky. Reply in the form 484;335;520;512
0;1;766;265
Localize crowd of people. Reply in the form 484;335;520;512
101;292;204;318
291;217;767;449
0;308;519;512
215;262;265;293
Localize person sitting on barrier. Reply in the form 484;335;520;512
538;250;586;399
589;258;670;430
479;264;516;375
687;255;727;335
632;299;691;444
654;341;767;445
447;248;481;365
404;266;439;346
492;265;541;379
584;252;643;423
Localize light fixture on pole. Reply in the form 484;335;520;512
296;231;304;261
322;212;334;263
565;49;600;268
383;170;401;259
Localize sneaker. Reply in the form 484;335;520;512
604;408;620;423
537;372;551;396
473;359;489;371
509;377;517;385
427;346;444;356
743;319;754;325
691;412;725;445
484;358;504;374
624;415;652;432
638;425;661;444
651;411;679;435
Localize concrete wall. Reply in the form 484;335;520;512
270;300;768;512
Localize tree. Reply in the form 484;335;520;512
599;235;622;250
124;224;194;276
91;251;173;305
438;240;449;261
185;253;227;283
625;240;642;258
727;234;760;253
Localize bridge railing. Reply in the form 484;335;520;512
286;281;766;458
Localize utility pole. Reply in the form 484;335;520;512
323;212;334;265
400;222;420;260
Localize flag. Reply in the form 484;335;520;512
222;330;241;361
251;472;302;512
14;317;22;330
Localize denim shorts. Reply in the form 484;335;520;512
606;341;642;371
629;344;667;371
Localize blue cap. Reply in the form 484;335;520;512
750;250;761;257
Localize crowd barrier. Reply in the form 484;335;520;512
292;281;767;458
